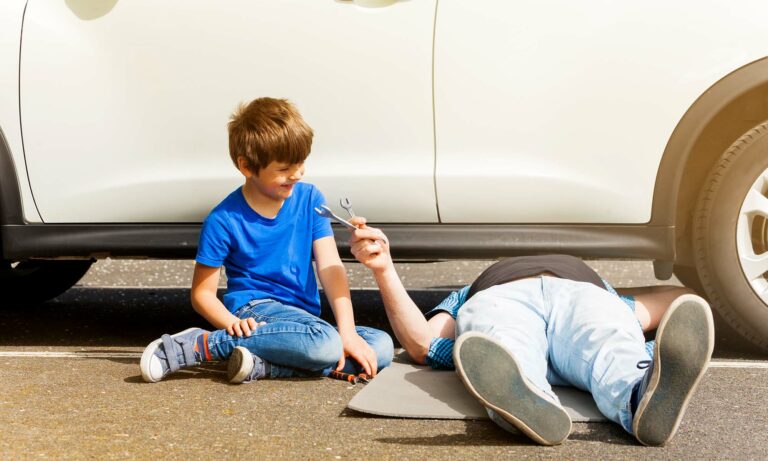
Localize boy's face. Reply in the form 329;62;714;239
243;160;305;201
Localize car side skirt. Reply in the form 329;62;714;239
1;223;674;261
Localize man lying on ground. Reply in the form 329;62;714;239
348;218;714;446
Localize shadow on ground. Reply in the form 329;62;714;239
0;287;763;360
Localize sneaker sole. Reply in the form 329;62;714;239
454;332;572;446
139;327;201;383
227;346;254;384
632;294;714;446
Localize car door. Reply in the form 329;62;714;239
20;0;437;223
434;1;768;223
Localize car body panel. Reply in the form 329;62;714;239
20;0;437;223
434;1;768;223
16;1;768;226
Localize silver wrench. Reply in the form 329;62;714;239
314;205;356;230
340;197;355;218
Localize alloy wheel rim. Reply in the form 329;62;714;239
737;168;768;305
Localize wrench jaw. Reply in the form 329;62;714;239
314;205;357;230
340;197;356;218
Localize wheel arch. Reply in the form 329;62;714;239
0;125;24;226
652;57;768;266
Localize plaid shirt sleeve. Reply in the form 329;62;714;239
423;285;470;370
426;337;456;370
424;285;470;320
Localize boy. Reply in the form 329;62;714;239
140;98;393;383
348;219;713;446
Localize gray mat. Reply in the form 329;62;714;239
348;357;606;422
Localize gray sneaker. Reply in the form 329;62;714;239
227;346;268;384
454;332;572;446
632;294;714;446
140;327;207;383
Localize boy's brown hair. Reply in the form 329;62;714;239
228;97;313;172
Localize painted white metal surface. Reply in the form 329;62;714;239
0;0;42;223
434;1;768;223
21;0;437;223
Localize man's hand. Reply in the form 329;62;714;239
348;217;392;273
337;331;379;377
226;317;266;338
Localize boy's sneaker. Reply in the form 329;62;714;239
140;328;207;383
454;332;572;446
632;294;714;446
227;346;268;384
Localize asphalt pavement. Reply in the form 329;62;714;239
1;259;767;460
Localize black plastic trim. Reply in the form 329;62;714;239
1;223;674;261
337;224;674;260
0;127;24;226
2;224;201;259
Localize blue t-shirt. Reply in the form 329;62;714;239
195;183;333;316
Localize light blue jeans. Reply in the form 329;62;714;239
207;299;394;378
456;276;649;433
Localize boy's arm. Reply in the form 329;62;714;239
191;263;262;337
348;220;436;365
313;236;379;376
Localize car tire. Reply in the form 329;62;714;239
672;264;704;294
693;120;768;352
0;259;93;307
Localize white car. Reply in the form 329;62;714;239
2;1;768;350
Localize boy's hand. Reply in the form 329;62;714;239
226;317;266;338
337;331;379;377
348;220;391;273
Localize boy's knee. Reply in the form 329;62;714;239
371;332;395;369
306;327;343;367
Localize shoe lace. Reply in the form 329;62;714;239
631;359;653;415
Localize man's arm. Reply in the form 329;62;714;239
313;236;378;376
349;220;436;365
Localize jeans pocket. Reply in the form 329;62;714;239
234;298;275;319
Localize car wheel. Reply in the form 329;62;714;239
694;120;768;351
672;264;704;294
0;259;93;307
